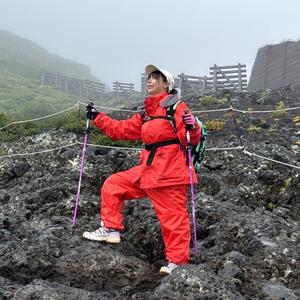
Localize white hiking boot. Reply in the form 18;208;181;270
159;262;178;275
83;226;120;244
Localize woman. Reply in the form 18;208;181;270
83;64;201;275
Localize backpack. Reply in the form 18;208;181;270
166;101;207;172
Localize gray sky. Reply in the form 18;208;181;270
0;0;299;89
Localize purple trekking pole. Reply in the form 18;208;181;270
184;110;198;256
72;118;90;227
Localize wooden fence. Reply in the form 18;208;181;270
141;63;247;96
41;72;105;101
42;63;247;101
112;81;135;100
177;73;209;96
209;63;247;92
140;73;147;96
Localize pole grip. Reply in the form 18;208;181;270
184;109;193;131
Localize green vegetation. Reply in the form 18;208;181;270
199;95;228;106
266;202;277;210
246;124;262;133
0;110;142;152
0;29;103;119
292;115;300;125
271;101;288;118
205;119;226;131
0;30;142;153
0;70;80;118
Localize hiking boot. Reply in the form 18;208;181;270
159;262;178;275
83;226;120;243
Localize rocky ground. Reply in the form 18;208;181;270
0;87;299;299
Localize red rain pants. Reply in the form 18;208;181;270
100;169;191;264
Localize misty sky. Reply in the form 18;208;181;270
0;0;299;89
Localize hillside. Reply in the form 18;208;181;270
0;29;98;81
0;30;103;118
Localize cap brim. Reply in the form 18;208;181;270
145;64;160;76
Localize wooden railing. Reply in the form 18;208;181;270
141;64;247;96
177;73;209;96
209;63;247;92
41;72;105;100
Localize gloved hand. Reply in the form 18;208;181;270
86;102;99;121
182;112;196;130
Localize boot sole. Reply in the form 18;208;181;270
83;233;121;244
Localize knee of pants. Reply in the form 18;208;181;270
101;174;124;196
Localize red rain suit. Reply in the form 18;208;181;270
94;91;201;264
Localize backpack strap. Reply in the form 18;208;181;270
166;100;182;130
142;100;182;166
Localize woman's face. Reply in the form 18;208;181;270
147;73;169;96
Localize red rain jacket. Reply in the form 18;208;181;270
94;92;201;189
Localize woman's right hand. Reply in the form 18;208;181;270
86;103;99;120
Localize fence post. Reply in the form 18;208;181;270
178;72;184;90
79;81;82;98
237;63;242;92
41;72;44;86
55;75;59;88
86;80;89;100
212;65;217;92
201;76;208;96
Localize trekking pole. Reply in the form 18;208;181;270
184;110;198;256
72;118;90;227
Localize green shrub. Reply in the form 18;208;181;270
205;119;226;131
90;132;141;148
199;95;219;106
246;124;262;133
292;115;300;125
271;101;288;118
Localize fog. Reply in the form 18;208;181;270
0;0;299;88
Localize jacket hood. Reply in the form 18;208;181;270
160;88;182;107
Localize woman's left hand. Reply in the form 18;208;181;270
182;113;196;130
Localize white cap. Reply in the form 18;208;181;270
145;64;175;93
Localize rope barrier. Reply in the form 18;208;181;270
79;101;137;113
77;141;142;152
0;141;299;170
0;123;13;131
233;106;300;114
1;100;299;169
0;143;78;159
206;146;243;151
193;108;231;113
243;149;300;170
0;142;243;159
1;102;300;132
0;103;79;131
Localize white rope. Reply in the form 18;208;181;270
12;103;79;124
80;102;300;115
1;102;299;133
0;123;13;131
79;101;137;113
0;143;78;159
243;149;300;170
206;146;243;151
76;141;142;152
193;108;231;113
1;141;299;170
0;103;79;131
234;106;300;114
